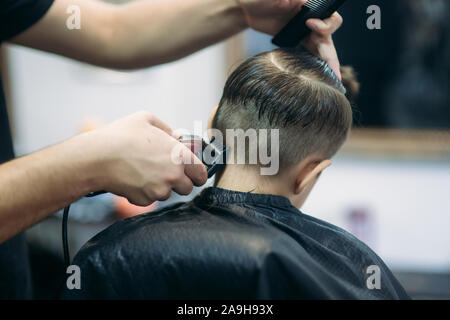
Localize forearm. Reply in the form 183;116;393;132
0;133;101;243
107;0;247;69
11;0;247;69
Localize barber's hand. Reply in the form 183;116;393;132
238;1;343;79
86;111;207;206
238;0;306;35
302;12;343;80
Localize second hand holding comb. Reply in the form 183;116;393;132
272;0;347;47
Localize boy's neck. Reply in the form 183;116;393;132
215;166;292;199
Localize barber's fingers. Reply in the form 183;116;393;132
171;129;183;141
140;111;176;137
158;144;205;198
172;142;208;187
274;0;307;13
185;162;208;187
181;144;208;187
292;0;309;11
172;174;194;196
326;50;342;80
306;12;343;36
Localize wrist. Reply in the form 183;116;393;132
222;0;248;31
65;131;110;194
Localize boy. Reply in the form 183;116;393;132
62;48;408;300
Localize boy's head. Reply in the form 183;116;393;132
208;47;359;207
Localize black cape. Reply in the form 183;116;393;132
61;187;409;300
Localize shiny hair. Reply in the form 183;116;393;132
213;47;359;170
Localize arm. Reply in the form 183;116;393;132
10;0;306;69
0;112;207;244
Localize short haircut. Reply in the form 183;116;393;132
212;47;359;171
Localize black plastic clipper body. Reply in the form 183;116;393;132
272;0;347;47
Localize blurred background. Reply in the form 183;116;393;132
1;0;449;299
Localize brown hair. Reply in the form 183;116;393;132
213;47;359;170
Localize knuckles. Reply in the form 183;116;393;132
127;194;151;207
135;110;154;122
335;13;344;26
154;187;172;201
179;182;194;196
165;167;185;186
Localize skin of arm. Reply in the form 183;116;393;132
11;0;305;69
11;0;341;74
0;131;100;243
11;0;245;69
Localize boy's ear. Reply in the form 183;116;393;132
207;105;219;130
294;159;332;195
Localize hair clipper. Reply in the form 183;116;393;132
178;135;228;178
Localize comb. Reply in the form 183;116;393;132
272;0;347;47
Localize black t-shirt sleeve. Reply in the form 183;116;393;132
0;0;55;300
0;0;55;41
